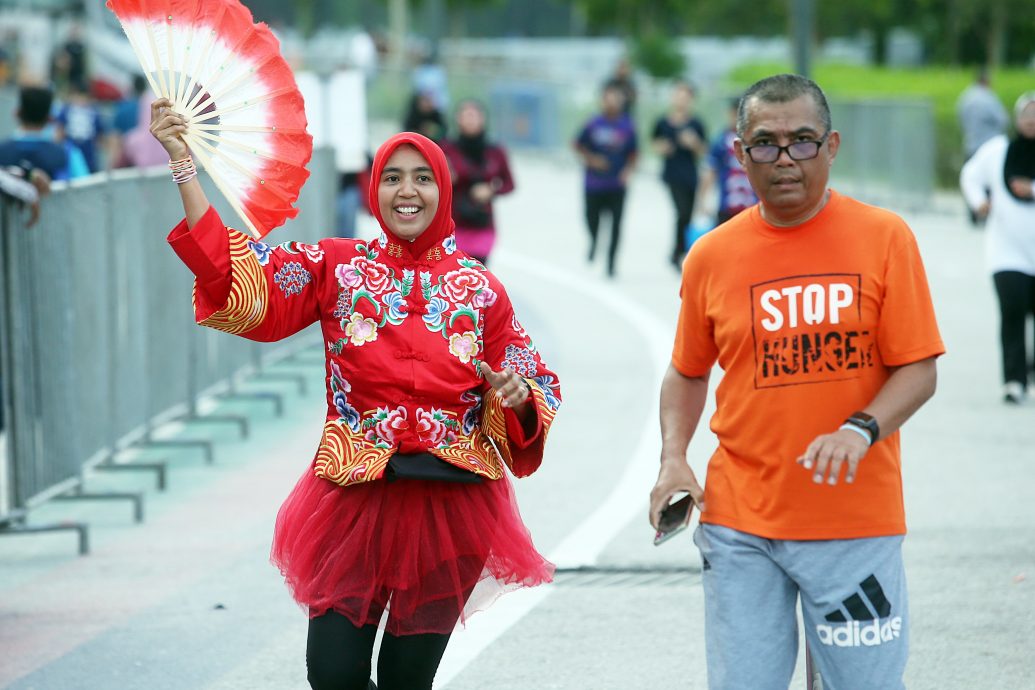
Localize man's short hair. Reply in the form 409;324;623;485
736;74;831;138
18;86;54;127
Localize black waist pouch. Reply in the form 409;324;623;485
385;452;484;484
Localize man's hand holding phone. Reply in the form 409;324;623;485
653;493;694;545
649;457;705;545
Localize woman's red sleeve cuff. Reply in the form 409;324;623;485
166;206;232;304
503;405;542;450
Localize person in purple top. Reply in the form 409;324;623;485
574;83;638;278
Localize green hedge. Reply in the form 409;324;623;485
727;62;1034;188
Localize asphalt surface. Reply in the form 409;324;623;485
1;152;1033;690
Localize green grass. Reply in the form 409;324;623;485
727;62;1034;187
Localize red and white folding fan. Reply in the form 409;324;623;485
106;0;313;239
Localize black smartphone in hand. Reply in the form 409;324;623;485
654;493;694;546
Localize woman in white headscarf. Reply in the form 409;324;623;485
961;92;1035;404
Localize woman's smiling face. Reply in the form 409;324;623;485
377;144;440;240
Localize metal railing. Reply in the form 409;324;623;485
0;147;335;551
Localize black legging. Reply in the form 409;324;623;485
307;610;452;690
993;270;1035;388
667;182;697;261
585;188;626;276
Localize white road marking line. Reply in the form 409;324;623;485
435;251;673;688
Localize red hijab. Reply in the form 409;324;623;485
368;132;455;258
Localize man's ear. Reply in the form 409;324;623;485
826;130;840;165
733;137;747;167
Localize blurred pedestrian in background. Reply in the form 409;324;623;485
118;84;170;169
411;51;449;113
113;74;149;136
403;89;446;142
334;155;371;240
957;68;1009;227
574;82;638;278
700;96;758;226
0;85;87;181
54;80;109;173
50;23;87;93
960;91;1035;405
651;74;943;690
151;98;561;690
440;100;515;265
958;68;1009;162
605;56;637;117
652;80;707;267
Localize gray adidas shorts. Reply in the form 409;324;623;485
694;523;908;690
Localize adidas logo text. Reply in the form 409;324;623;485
817;574;901;647
815;617;902;647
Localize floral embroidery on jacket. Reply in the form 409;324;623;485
460;389;483;436
532;374;562;411
273;262;312;297
502;343;538;377
324;242;510;368
333;289;351;319
415;407;460;447
423;297;450;328
382;291;407;323
329;361;360;431
248;240;272;266
270;240;324;264
344;313;378;346
359;405;462;449
511;314;529;340
440;267;490;302
449;331;480;363
364;406;409;448
338;256;393;294
299;243;324;263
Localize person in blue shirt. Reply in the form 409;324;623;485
701;96;759;225
652;81;708;268
574;82;638;278
55;80;108;173
0;86;68;179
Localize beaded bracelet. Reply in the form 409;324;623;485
168;156;197;185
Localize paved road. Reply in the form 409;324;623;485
1;153;1033;689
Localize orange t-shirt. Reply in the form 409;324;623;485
672;190;945;540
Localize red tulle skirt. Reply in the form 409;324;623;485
270;466;554;636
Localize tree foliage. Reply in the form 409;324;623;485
570;0;1035;66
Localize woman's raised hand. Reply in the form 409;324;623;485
479;362;530;409
149;98;189;160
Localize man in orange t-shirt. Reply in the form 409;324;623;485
649;74;944;689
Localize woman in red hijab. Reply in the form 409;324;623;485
152;101;561;690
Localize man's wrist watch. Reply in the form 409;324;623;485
843;412;879;445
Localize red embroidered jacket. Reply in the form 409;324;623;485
168;207;561;486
